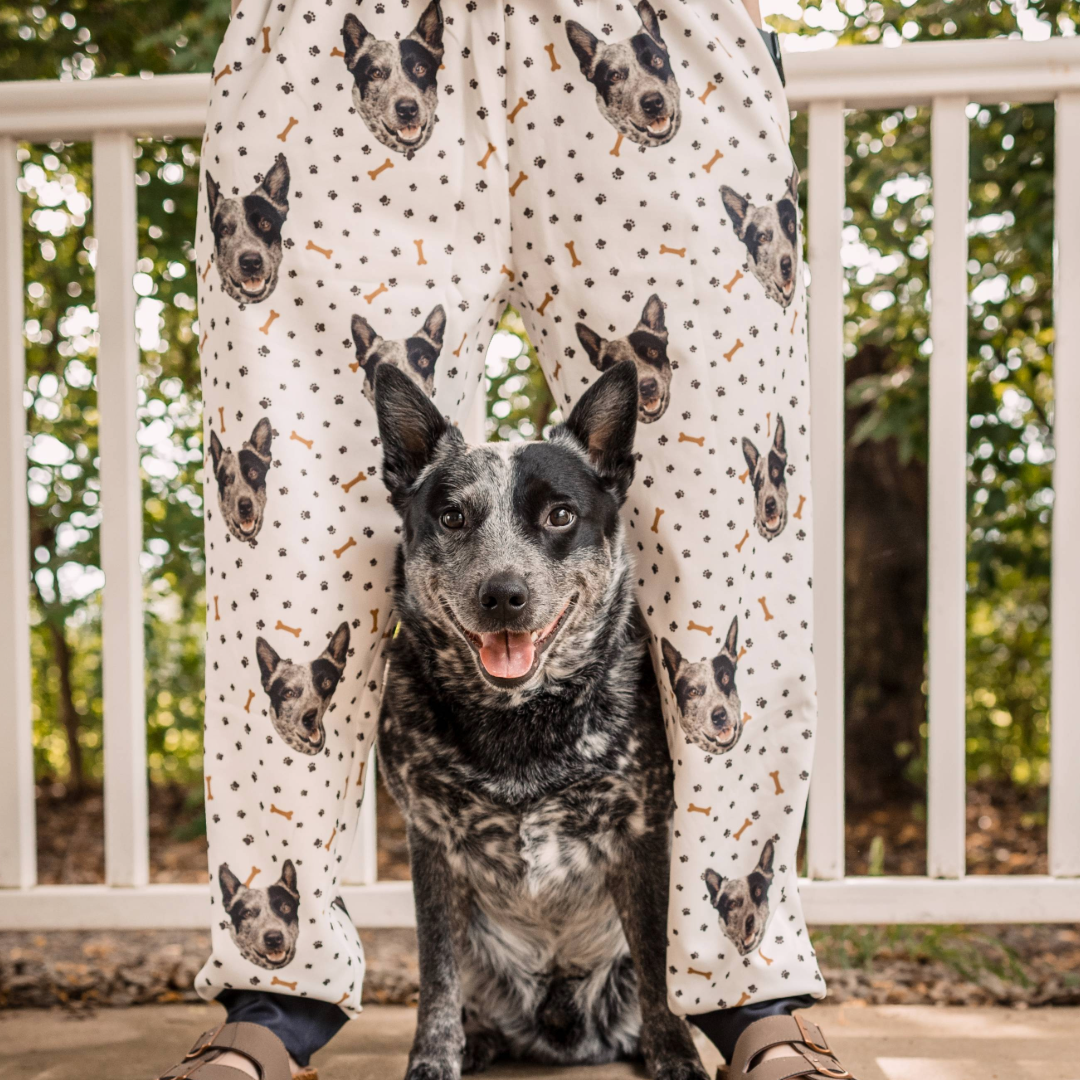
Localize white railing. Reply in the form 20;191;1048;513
1;38;1079;930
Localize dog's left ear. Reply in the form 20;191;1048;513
575;322;608;372
636;1;667;49
566;20;601;76
723;616;739;661
787;169;800;203
208;428;224;473
704;867;724;907
773;415;787;459
375;362;455;501
564;360;639;502
219;863;243;908
412;0;444;59
278;859;299;896
757;838;776;878
420;305;447;350
259;154;290;213
660;637;683;690
206;171;221;222
324;621;350;669
249;417;273;459
256;637;282;688
721;186;750;238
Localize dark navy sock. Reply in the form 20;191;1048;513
218;990;349;1068
688;994;816;1064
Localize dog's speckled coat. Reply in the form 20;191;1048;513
195;0;824;1035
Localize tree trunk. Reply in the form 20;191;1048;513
48;619;85;796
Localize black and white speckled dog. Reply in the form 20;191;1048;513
340;1;444;156
742;415;789;540
218;860;300;970
208;417;273;546
351;305;446;408
566;1;681;148
703;838;776;957
373;361;708;1080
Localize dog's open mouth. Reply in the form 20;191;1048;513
229;274;271;300
634;115;672;138
237;518;258;535
444;595;578;686
259;948;288;965
385;120;425;145
640;396;665;420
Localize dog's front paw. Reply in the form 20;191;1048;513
404;1059;461;1080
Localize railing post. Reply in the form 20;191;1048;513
807;100;847;882
927;96;970;880
1050;91;1080;879
93;132;149;888
0;137;36;889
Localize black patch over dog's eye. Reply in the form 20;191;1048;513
440;508;465;530
548;507;575;528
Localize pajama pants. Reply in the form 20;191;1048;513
195;0;825;1025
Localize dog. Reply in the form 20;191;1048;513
373;361;708;1080
255;623;350;755
208;418;273;546
351;305;446;408
720;171;800;308
340;1;444;156
575;294;673;424
742;415;788;540
218;860;300;970
566;1;681;148
206;155;290;304
660;618;742;755
703;839;775;956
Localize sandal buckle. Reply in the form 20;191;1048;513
815;1063;853;1080
183;1023;226;1061
793;1012;831;1056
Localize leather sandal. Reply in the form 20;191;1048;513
724;1012;858;1080
156;1021;316;1080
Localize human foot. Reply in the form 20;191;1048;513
730;1013;856;1080
156;1021;310;1079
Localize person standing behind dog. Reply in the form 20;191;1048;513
155;2;867;1079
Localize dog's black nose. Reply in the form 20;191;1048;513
764;496;777;518
264;930;284;950
780;254;793;281
238;497;253;518
239;251;263;275
640;92;665;117
301;709;319;734
711;706;728;730
396;98;419;122
478;572;530;621
639;377;658;399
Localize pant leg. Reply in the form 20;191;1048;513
503;0;825;1013
195;0;509;1015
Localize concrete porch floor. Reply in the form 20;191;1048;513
2;1003;1078;1079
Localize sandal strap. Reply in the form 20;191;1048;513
158;1022;294;1080
729;1013;856;1080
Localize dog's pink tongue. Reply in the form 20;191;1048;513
479;631;535;679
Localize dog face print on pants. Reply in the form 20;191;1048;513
208;418;273;546
219;860;300;969
255;623;350;754
565;1;681;148
661;617;742;755
576;294;673;424
721;171;800;308
742;416;788;540
351;305;446;408
205;155;290;304
703;838;775;956
340;1;444;155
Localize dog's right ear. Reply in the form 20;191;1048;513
721;186;750;238
256;636;282;688
563;360;639;502
249;417;273;459
341;13;371;69
206;172;221;222
704;867;724;907
575;322;608;371
208;428;224;473
351;314;378;364
566;20;601;76
742;437;760;476
219;863;243;908
375;362;454;501
660;637;683;690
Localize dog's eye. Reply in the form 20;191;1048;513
414;62;427;77
650;54;664;69
547;507;575;529
760;230;773;244
247;468;259;481
370;67;387;80
688;687;702;698
648;348;658;359
253;215;271;232
440;508;465;530
608;69;625;83
279;902;292;914
221;222;236;238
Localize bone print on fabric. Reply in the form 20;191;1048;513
340;0;444;155
576;294;673;424
206;155;290;304
219;860;300;970
703;838;775;957
208;418;272;546
743;415;789;540
195;0;822;1022
351;305;445;408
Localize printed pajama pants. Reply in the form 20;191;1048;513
195;0;825;1021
